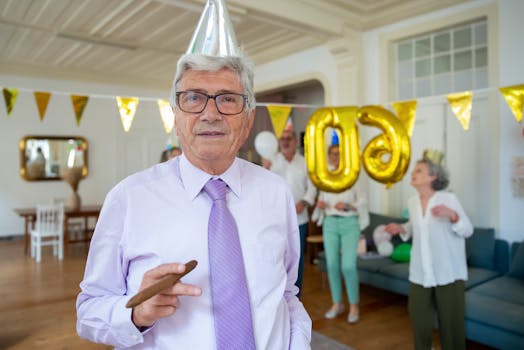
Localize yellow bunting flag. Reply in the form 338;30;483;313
392;100;417;137
446;91;473;131
499;84;524;123
116;96;139;132
2;87;19;117
34;91;51;121
157;99;175;134
267;105;292;138
71;95;89;126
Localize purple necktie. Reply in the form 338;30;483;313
203;178;255;350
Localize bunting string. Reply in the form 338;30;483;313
1;84;522;133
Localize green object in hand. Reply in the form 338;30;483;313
391;243;411;262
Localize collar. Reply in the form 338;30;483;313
178;154;241;200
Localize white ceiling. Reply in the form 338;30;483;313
0;0;469;90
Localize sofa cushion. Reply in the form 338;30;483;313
466;290;524;336
466;227;495;269
357;256;395;273
468;276;524;306
508;242;524;279
380;262;410;280
466;267;501;289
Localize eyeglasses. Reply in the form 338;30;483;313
176;91;247;115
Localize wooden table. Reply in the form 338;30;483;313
14;205;102;255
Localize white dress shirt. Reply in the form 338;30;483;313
76;155;312;349
400;191;474;287
269;152;317;225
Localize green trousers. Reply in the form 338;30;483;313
322;215;360;305
408;280;466;350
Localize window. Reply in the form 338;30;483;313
395;19;487;99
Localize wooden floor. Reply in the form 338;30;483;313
0;239;494;349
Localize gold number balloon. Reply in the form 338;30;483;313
305;107;361;192
358;106;411;188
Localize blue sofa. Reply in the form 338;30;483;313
465;241;524;349
316;213;522;349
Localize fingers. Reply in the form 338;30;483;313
384;223;401;235
165;282;202;297
131;262;202;327
132;297;178;327
431;204;450;217
143;263;187;281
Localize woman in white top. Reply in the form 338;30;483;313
315;145;369;323
385;153;473;350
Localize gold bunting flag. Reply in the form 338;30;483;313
116;96;139;132
2;87;19;117
157;99;175;134
392;100;417;137
34;91;51;121
267;105;292;138
446;91;473;131
71;95;89;126
499;84;524;123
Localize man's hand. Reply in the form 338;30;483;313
261;158;272;169
131;263;202;328
296;200;308;214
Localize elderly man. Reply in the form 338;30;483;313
76;52;311;350
265;129;317;297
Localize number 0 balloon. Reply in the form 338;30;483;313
305;107;361;192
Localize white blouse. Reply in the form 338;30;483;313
317;183;369;230
400;191;474;287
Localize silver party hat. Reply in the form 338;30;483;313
186;0;239;57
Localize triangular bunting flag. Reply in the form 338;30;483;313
446;91;472;130
392;100;417;137
2;87;19;117
499;84;524;123
71;95;89;126
34;91;51;122
157;99;175;134
267;105;292;138
116;96;139;132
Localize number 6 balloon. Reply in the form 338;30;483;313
358;105;411;188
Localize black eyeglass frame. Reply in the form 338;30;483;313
175;91;247;115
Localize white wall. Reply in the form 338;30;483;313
497;0;524;243
0;74;171;237
255;46;338;105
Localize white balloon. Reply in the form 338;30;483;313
373;224;392;248
377;241;394;257
254;131;278;159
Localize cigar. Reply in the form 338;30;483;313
126;260;198;309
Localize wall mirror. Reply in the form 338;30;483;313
19;135;88;181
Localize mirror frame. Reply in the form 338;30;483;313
19;135;89;181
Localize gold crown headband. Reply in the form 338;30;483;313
423;149;444;165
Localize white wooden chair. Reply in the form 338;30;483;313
30;203;64;262
51;197;85;241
